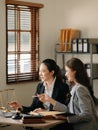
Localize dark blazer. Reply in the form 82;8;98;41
22;78;70;114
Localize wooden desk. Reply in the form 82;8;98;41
0;116;64;129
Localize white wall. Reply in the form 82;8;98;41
55;0;98;37
0;0;98;129
55;0;98;98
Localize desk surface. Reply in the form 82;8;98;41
0;116;64;129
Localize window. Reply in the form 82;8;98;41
6;0;44;83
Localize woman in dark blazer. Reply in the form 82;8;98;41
22;78;70;114
8;59;71;130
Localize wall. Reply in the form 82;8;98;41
55;0;98;37
55;0;98;98
0;0;98;129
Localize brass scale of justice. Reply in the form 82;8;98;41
0;88;17;113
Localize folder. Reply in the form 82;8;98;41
83;39;89;53
59;29;81;52
72;39;78;52
78;39;83;52
59;29;66;51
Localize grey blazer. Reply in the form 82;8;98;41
54;83;98;130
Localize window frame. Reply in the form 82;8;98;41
6;0;44;84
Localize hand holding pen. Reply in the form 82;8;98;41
36;94;56;106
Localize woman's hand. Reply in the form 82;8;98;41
33;108;45;112
53;115;67;120
37;94;50;103
37;94;56;106
8;101;22;110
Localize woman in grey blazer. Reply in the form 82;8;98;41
38;57;98;130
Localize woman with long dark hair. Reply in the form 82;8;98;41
8;58;71;130
38;57;98;130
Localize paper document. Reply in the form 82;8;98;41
29;111;65;116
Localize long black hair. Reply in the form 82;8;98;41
66;57;95;102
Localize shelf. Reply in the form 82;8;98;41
55;38;98;87
55;43;98;54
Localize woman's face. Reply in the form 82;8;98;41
39;63;54;82
65;66;76;83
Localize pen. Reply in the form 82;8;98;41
32;96;38;98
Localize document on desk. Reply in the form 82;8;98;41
29;111;65;116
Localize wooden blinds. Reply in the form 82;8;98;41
6;1;43;83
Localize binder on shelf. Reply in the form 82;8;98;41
78;39;83;52
92;44;98;53
85;63;98;79
82;39;89;53
88;38;98;53
72;39;78;52
92;64;98;78
85;64;91;77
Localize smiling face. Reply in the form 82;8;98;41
39;63;54;82
65;66;76;83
